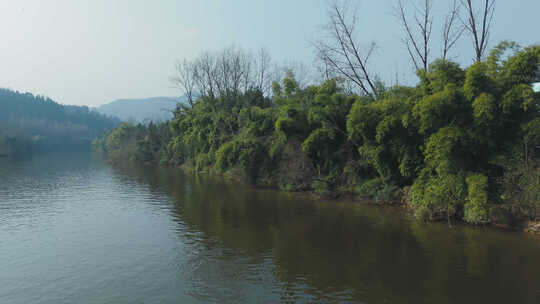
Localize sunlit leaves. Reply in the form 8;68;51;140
464;174;490;224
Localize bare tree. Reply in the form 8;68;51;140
254;47;272;94
461;0;496;62
172;46;279;101
214;46;253;97
240;51;254;93
314;0;378;98
171;46;297;101
170;59;196;107
241;51;254;93
396;0;433;71
317;57;332;82
442;0;465;61
193;52;218;98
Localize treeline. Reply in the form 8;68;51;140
0;88;120;155
95;41;540;226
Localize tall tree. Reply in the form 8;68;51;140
397;0;465;69
442;0;465;61
314;0;378;98
396;0;434;71
172;47;280;100
170;59;196;108
461;0;496;62
254;48;272;95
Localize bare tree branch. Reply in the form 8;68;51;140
314;0;378;98
170;59;196;108
172;46;279;101
461;0;496;62
255;47;272;95
441;0;465;61
396;0;433;71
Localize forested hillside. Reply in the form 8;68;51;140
96;96;185;123
0;88;119;155
95;42;540;227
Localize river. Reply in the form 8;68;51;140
1;153;539;303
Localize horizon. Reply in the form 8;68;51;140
0;87;183;107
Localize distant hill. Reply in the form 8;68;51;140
96;96;185;123
0;88;120;155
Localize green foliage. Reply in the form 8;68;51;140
418;59;465;94
102;123;138;162
312;168;340;196
355;178;399;202
98;43;540;226
215;136;267;179
410;171;466;221
464;62;495;101
413;85;469;135
356;178;384;197
195;152;213;172
424;127;464;175
497;45;540;89
239;106;276;136
486;41;521;77
464;174;490;224
302;127;336;155
93;121;171;164
472;93;496;127
347;87;423;185
499;118;540;221
0;88;119;155
347;101;381;144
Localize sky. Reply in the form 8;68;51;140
0;0;539;107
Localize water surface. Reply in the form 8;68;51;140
1;153;539;303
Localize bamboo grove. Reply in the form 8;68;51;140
94;41;540;226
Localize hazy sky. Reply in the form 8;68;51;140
0;0;539;107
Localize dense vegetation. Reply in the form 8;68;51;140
95;42;540;226
0;88;119;155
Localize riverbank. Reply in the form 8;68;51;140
93;44;540;231
119;158;538;235
525;221;540;234
217;165;540;234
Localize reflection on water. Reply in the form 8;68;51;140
1;153;539;304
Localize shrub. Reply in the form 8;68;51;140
195;152;213;172
410;172;466;221
464;174;490;224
